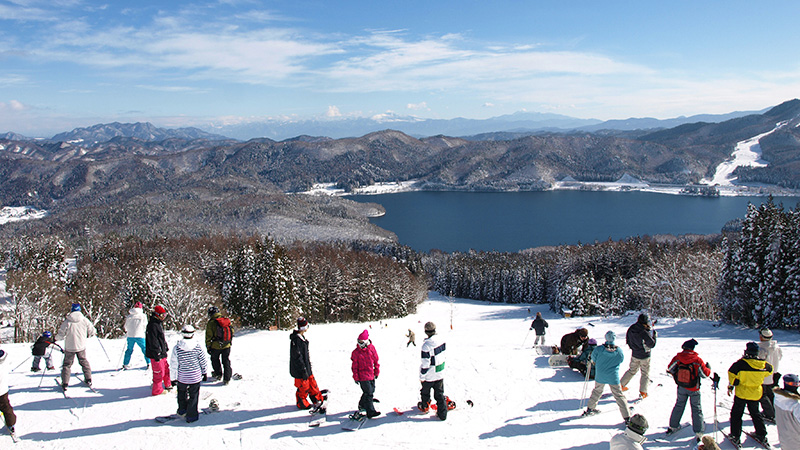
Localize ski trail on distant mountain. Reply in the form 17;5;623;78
702;121;788;186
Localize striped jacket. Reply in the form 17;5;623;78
169;338;208;384
420;334;446;382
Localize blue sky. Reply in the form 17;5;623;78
2;0;799;137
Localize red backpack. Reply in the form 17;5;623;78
214;317;233;345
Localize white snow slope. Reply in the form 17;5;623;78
702;122;788;186
1;292;797;449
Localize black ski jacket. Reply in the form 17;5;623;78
531;317;549;335
625;322;657;359
289;330;312;379
145;315;169;360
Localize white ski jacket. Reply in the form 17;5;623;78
169;338;208;385
56;311;96;352
124;307;147;339
420;333;446;382
758;340;782;385
609;428;646;450
774;388;800;450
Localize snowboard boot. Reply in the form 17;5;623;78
417;400;430;413
446;396;456;410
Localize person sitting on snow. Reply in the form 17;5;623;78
568;338;597;379
560;327;589;355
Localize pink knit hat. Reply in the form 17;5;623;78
358;329;369;341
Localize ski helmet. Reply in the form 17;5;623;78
627;414;649;435
71;303;81;312
42;331;52;338
784;374;799;393
208;306;219;317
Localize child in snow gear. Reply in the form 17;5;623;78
169;325;208;423
773;373;800;450
666;338;712;440
568;338;597;379
122;302;150;369
697;435;722;450
419;321;449;421
145;305;172;396
584;331;631;423
205;306;234;384
56;303;96;389
727;342;773;446
290;317;325;409
406;329;416;347
610;413;648;450
530;312;549;345
351;329;381;418
31;331;60;372
756;328;782;424
559;327;589;355
620;313;657;398
0;349;17;438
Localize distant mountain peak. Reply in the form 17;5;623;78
51;122;231;143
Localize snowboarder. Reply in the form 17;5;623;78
145;305;172;396
351;329;380;418
406;329;416;347
419;321;449;421
584;330;631;423
0;348;17;439
530;312;549;345
122;302;149;370
568;338;597;379
609;413;648;449
560;327;589;355
31;331;60;372
169;325;208;423
620;313;657;398
205;306;234;384
727;341;773;447
55;303;96;389
773;373;800;450
757;327;782;424
666;338;712;441
290;317;325;410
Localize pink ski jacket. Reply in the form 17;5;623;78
351;341;380;382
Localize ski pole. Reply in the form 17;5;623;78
580;361;592;410
38;346;54;387
11;355;33;373
521;329;531;348
712;372;720;443
95;335;111;363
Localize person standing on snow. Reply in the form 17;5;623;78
56;303;96;389
666;338;712;441
31;331;60;372
727;342;773;447
169;325;208;423
609;413;649;450
0;348;17;439
145;305;172;396
351;329;381;418
205;306;234;384
620;313;657;399
290;317;325;410
773;373;800;450
418;321;451;421
406;329;416;347
584;330;631;423
122;302;149;370
530;312;549;346
757;328;782;424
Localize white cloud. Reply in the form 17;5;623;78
407;102;428;111
482;103;495;108
326;105;342;117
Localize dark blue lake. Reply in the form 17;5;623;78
350;191;800;253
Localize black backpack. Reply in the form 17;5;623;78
669;360;699;388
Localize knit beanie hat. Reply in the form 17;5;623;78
134;302;143;309
638;313;650;325
71;303;81;312
424;321;436;333
627;414;649;435
682;339;698;351
760;328;773;339
587;338;597;345
358;329;369;341
154;305;167;315
297;317;309;331
604;330;616;345
744;341;759;357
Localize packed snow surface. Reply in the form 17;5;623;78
0;206;48;225
702;122;788;186
1;293;797;449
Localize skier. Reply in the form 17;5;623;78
290;317;325;409
205;306;234;384
351;329;381;418
122;302;149;370
726;341;773;447
0;348;17;439
583;330;631;423
609;413;648;449
757;327;782;424
560;327;589;355
169;325;208;423
55;303;96;389
406;329;416;347
666;338;711;441
31;331;60;372
530;312;549;345
773;373;800;450
568;338;597;379
418;321;450;421
620;313;657;399
145;305;172;396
